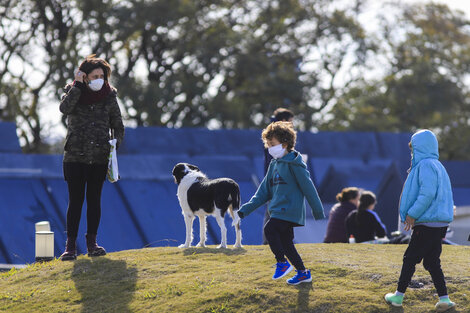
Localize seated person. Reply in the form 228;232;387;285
324;187;360;243
346;191;387;243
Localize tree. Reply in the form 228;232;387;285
0;0;371;153
321;3;470;159
0;0;81;152
108;0;372;130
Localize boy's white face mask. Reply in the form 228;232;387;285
89;78;104;91
268;144;286;159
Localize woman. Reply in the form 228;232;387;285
345;191;387;243
323;187;359;243
59;54;124;261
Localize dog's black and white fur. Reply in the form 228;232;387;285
172;163;242;248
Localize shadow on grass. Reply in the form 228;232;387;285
72;257;137;313
183;247;247;256
295;283;313;311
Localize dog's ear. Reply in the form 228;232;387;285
188;164;199;172
172;163;181;176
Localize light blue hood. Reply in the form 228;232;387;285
399;130;454;224
411;130;439;168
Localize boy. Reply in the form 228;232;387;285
262;108;295;244
237;121;325;285
385;130;456;312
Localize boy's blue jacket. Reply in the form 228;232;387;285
399;130;454;224
239;150;325;225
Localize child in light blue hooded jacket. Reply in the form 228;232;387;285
385;130;456;312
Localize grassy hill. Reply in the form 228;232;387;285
1;244;468;313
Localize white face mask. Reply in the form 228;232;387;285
88;78;104;91
268;143;286;159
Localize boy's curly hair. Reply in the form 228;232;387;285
262;121;296;151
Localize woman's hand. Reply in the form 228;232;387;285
74;69;85;82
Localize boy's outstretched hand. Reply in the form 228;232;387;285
404;215;415;231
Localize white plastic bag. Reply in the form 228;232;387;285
107;138;120;183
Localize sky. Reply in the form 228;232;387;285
38;0;470;143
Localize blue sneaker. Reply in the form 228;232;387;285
286;269;312;285
273;261;293;280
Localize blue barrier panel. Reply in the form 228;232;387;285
373;163;403;234
450;187;470;206
308;158;389;187
193;181;263;246
3;128;470;264
318;159;393;202
119;154;255;182
0;122;21;153
308;158;333;186
42;178;88;254
114;179;261;247
118;154;190;181
0;178;68;263
188;128;263;158
374;132;411;180
228;181;263;245
316;160;401;236
297;131;380;161
443;161;470;187
113;179;262;247
172;128;232;157
96;182;147;251
44;178;148;254
0;153;63;179
188;155;253;182
119;127;192;155
113;180;185;247
120;127;264;158
294;218;329;244
252;156;265;182
184;156;262;244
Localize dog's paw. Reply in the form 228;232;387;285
196;242;206;248
233;243;243;249
216;244;227;249
178;244;190;249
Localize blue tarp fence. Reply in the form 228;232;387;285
1;124;468;264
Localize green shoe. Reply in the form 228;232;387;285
435;298;455;312
384;293;403;307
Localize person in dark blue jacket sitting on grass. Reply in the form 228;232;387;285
345;191;387;243
237;121;325;285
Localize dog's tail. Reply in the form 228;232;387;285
229;185;241;229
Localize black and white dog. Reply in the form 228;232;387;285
172;163;242;249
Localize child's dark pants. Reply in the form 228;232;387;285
264;217;305;271
397;225;448;296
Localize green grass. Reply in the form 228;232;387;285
1;244;469;312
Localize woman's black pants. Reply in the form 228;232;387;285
63;162;107;238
